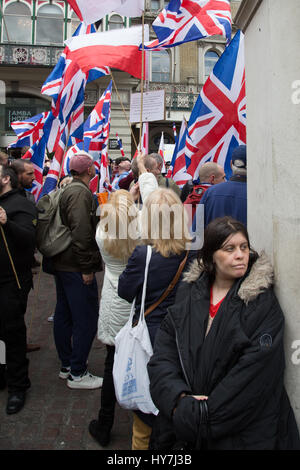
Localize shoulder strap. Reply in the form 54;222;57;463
144;250;189;317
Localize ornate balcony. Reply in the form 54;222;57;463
0;43;64;67
148;82;201;111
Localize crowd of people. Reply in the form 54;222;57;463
0;145;299;450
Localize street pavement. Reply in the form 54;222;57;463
0;261;133;451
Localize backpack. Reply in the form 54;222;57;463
36;182;89;258
184;184;210;219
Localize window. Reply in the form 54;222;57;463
36;4;64;45
3;2;31;44
204;50;220;80
151;0;160;11
108;14;124;31
152;50;170;82
70;11;81;37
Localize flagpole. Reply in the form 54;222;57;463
139;11;145;150
109;68;138;150
58;118;72;184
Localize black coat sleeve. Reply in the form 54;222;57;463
3;204;37;250
148;311;193;419
118;246;146;302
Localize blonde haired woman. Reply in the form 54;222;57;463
118;188;196;450
89;190;139;447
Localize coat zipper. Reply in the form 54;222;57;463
169;314;192;391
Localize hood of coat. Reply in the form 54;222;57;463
183;251;274;305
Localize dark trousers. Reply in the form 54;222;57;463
53;271;99;377
0;277;31;393
98;345;116;426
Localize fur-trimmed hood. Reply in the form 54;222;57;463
183;251;274;305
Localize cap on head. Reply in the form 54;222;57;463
231;145;246;169
69;151;93;174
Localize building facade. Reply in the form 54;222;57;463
0;0;241;159
235;0;300;427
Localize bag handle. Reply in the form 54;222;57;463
144;250;189;318
139;245;152;323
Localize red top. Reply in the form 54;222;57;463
209;287;225;319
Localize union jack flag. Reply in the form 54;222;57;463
59;82;112;192
186;30;246;181
144;0;232;51
21;135;47;201
116;133;125;157
9;112;50;149
170;118;192;187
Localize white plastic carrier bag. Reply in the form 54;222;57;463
113;245;159;415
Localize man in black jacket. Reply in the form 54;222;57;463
0;164;37;414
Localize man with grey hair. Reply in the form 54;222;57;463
144;153;181;197
199;145;247;227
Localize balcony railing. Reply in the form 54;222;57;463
0;43;64;67
148;82;201;111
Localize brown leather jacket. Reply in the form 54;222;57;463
52;179;102;274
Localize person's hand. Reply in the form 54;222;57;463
192;395;208;400
0;206;7;225
129;182;140;202
136;152;146;174
82;273;94;285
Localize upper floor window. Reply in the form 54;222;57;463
36;4;64;45
70;11;81;37
152;50;170;82
3;1;31;44
108;14;124;30
151;0;160;11
204;50;220;80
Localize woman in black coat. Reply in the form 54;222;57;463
118;187;196;450
148;216;300;450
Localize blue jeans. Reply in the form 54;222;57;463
53;271;99;377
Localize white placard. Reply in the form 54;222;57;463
130;90;165;123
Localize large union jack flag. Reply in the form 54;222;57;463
9;112;50;149
144;0;232;50
170;118;192;187
186;30;246;181
59;81;112;193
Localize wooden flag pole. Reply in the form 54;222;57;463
139;11;145;149
58;119;73;184
0;225;21;290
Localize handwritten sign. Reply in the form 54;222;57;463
130;90;165;123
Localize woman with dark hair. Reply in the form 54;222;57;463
148;216;300;450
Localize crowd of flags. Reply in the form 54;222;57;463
8;0;246;200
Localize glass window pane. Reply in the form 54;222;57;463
108;14;124;30
152;51;170;82
204;51;219;79
71;12;81;36
3;2;31;43
151;1;160;11
36;5;64;45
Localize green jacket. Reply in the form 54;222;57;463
52;179;102;274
